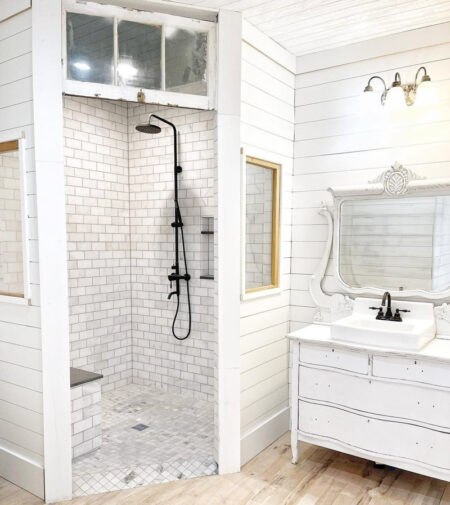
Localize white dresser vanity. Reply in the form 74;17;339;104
289;324;450;481
289;164;450;482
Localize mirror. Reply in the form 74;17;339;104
339;196;450;292
243;156;280;295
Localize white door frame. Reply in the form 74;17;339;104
32;1;72;502
34;4;243;501
215;9;242;474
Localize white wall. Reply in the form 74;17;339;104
292;22;450;330
239;22;295;465
0;7;44;499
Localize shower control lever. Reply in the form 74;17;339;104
168;273;191;282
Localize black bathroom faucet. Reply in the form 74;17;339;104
369;291;411;321
381;291;393;319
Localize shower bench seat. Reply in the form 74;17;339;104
70;367;103;459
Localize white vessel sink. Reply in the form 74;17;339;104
331;298;436;351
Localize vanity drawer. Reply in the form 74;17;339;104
299;343;368;374
298;400;450;471
372;355;450;389
298;366;450;429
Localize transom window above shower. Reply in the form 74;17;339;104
63;0;216;109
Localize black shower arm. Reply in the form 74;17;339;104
148;114;177;162
148;114;177;134
148;114;179;197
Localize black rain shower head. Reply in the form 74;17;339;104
135;121;162;134
136;114;162;134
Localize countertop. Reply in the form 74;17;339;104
288;324;450;363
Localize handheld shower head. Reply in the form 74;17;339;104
135;115;162;134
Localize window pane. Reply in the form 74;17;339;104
0;141;24;297
67;13;114;84
118;21;162;89
165;29;208;95
245;162;274;291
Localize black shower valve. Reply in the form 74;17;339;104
168;273;190;282
176;165;182;173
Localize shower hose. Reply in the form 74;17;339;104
171;202;192;341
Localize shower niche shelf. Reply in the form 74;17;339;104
200;217;214;280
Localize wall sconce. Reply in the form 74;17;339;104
363;66;437;109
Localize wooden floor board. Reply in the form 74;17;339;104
0;433;448;505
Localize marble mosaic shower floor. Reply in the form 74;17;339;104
72;384;217;497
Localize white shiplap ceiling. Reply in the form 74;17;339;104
168;0;450;56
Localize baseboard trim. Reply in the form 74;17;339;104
0;445;44;499
240;407;290;466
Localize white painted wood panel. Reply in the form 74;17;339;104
0;361;42;392
0;7;44;497
0;1;30;23
299;343;368;374
298;400;450;471
299;365;450;429
373;355;450;389
0;380;42;413
176;1;450;57
239;24;293;459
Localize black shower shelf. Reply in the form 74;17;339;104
201;230;214;235
200;274;214;280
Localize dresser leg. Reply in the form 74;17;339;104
291;437;299;464
290;341;300;464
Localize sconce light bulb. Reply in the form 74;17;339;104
415;79;438;108
385;85;407;117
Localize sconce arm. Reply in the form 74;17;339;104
364;75;387;93
414;66;429;87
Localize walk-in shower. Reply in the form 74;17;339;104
136;114;192;340
65;98;216;496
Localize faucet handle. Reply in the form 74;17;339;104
369;306;384;320
391;308;411;322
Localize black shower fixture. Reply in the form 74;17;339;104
135;114;191;340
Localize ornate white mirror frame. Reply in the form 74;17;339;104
310;162;450;332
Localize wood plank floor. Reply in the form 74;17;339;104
1;433;449;505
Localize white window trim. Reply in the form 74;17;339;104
0;129;31;305
62;0;217;110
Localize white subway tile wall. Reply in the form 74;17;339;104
64;97;216;400
128;103;216;401
64;96;132;392
245;163;273;290
71;381;102;459
0;148;24;296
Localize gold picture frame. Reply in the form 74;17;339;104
244;155;281;295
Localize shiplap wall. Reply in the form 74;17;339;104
0;7;44;499
239;22;294;465
292;22;450;330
